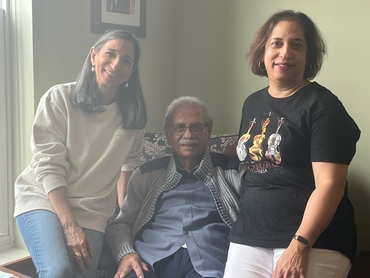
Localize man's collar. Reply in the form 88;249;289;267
172;150;207;173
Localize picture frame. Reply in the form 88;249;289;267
91;0;146;38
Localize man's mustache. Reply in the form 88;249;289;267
179;139;198;145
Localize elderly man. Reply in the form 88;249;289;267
106;96;244;278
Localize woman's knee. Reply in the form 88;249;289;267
37;260;73;278
16;211;72;277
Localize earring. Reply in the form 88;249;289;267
258;61;266;71
91;65;95;72
125;81;129;88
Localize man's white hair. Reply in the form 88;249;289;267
164;96;213;126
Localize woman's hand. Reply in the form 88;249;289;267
63;222;94;275
273;162;348;278
47;186;94;275
272;240;310;278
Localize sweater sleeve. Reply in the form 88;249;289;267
121;129;145;171
31;86;70;194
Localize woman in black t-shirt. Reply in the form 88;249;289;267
223;10;360;278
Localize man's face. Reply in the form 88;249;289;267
165;105;212;170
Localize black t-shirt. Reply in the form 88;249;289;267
229;82;360;263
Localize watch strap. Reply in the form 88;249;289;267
292;234;311;248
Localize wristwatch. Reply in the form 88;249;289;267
292;234;311;248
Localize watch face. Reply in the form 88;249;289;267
294;235;310;246
298;236;309;245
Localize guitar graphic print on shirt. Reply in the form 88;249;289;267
249;117;270;161
237;112;286;168
265;117;284;164
236;118;256;162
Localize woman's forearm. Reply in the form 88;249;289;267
294;162;348;245
48;186;78;228
117;171;133;208
295;186;344;245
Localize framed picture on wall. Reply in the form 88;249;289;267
91;0;146;38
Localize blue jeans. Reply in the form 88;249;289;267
16;210;104;278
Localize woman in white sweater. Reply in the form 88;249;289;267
14;29;147;278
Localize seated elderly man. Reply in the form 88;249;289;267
106;96;244;278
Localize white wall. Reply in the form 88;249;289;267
32;0;177;132
176;1;370;254
12;0;177;251
223;0;370;253
15;0;370;256
176;0;229;134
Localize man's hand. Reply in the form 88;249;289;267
114;253;150;278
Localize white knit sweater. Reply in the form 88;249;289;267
14;82;145;233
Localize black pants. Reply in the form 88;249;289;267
126;248;204;278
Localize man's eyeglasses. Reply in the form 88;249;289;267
170;124;207;135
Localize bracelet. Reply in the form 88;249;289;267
292;234;311;248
